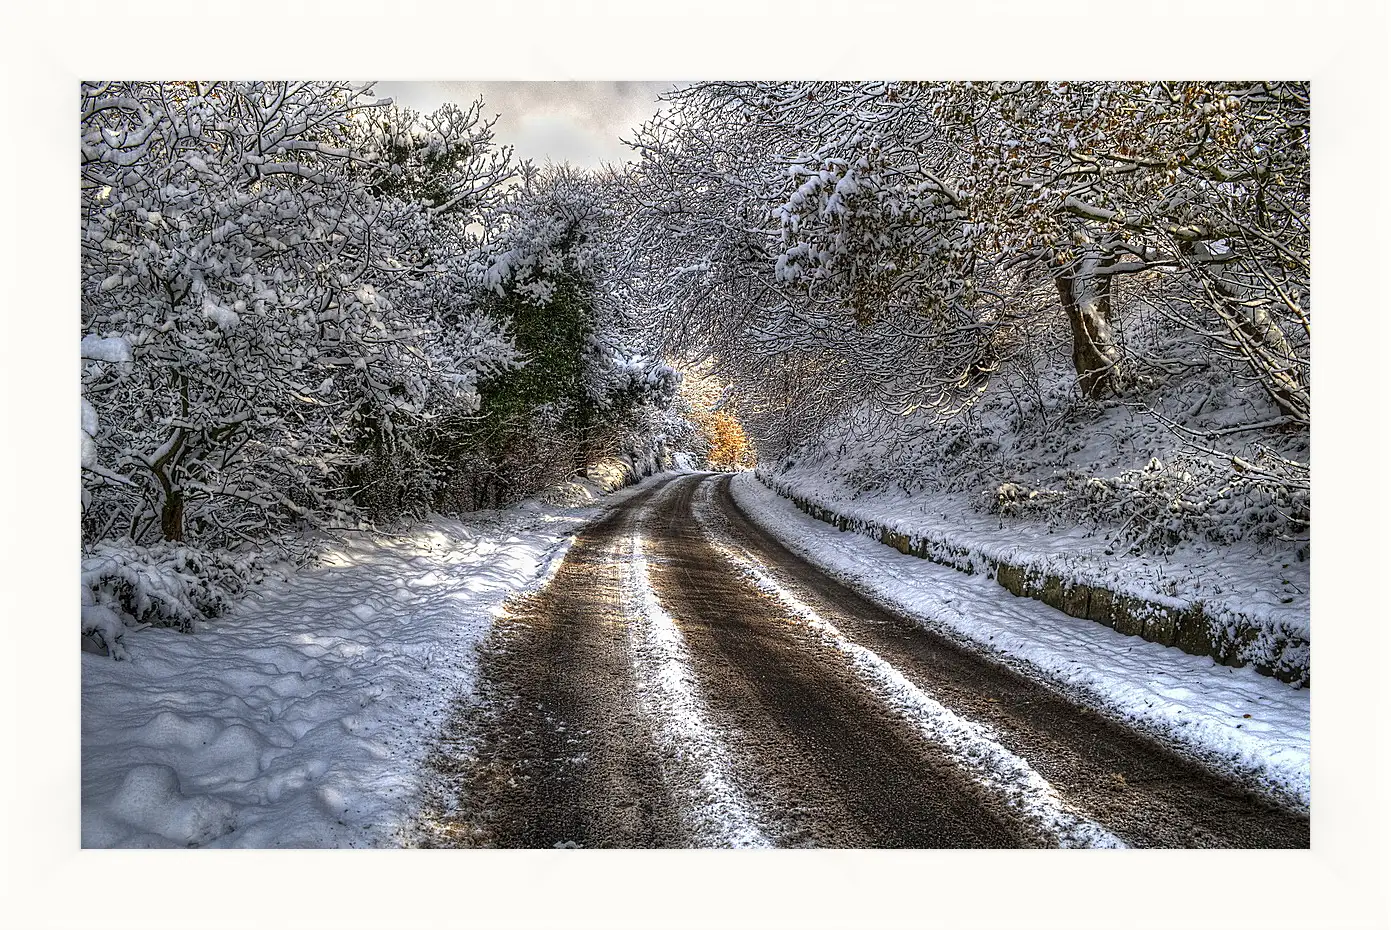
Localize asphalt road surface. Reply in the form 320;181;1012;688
415;473;1309;849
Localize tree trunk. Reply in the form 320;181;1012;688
160;488;185;542
1055;253;1124;399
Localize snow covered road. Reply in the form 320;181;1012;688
82;469;1307;849
418;473;1309;849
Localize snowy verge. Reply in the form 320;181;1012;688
756;468;1309;685
731;472;1311;813
81;474;670;848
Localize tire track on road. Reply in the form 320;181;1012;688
692;485;1125;848
621;529;770;847
417;477;690;848
640;475;1026;848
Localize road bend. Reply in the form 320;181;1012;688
415;473;1310;849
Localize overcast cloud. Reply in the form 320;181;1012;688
373;81;677;169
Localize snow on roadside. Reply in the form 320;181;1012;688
730;472;1311;813
691;485;1126;849
623;524;771;848
758;466;1310;659
81;478;658;848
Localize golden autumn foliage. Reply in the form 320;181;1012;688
669;360;756;470
693;408;756;470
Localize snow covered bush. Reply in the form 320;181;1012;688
986;452;1308;556
82;541;265;655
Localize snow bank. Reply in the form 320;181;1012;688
82;478;659;847
757;467;1310;685
731;472;1311;812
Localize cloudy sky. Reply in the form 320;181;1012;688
373;82;678;169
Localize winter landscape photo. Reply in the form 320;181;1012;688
80;80;1311;850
